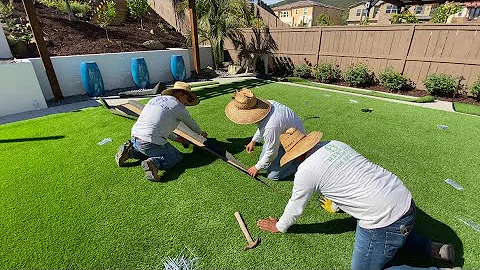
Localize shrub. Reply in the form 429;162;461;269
470;77;480;101
390;10;419;24
62;1;91;14
127;0;149;29
423;73;457;97
95;0;117;40
293;64;311;78
344;63;374;87
378;68;409;91
315;13;333;26
273;57;293;77
311;62;341;83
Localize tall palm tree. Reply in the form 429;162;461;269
178;0;252;68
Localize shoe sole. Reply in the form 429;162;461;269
141;160;161;182
115;143;131;167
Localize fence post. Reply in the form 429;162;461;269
315;27;323;66
401;24;416;74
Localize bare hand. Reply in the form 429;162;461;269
247;166;259;177
201;131;208;138
257;217;280;233
245;141;256;153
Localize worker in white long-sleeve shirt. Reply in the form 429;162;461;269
115;81;207;181
224;88;305;180
257;128;456;270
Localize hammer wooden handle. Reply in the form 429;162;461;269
234;211;254;244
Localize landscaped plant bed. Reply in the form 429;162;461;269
308;78;480;105
6;0;186;58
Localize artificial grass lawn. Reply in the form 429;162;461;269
287;77;436;103
454;102;480;116
1;79;479;268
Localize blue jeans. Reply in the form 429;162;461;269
130;137;183;170
259;144;299;180
351;201;437;270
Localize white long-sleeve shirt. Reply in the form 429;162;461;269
276;141;412;232
131;96;202;145
253;100;305;170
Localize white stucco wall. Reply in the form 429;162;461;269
0;59;48;117
188;45;214;70
29;48;194;101
0;25;13;59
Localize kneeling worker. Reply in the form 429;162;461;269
115;81;208;181
225;88;305;180
257;128;456;269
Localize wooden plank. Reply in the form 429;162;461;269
23;0;63;101
401;25;415;74
319;52;402;60
122;100;270;186
405;56;480;65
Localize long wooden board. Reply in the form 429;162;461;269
105;99;270;187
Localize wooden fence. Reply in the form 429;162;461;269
225;24;480;90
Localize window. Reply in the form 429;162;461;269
280;10;289;17
356;8;361;16
415;5;423;15
295;9;298;15
303;7;308;15
386;5;398;14
467;7;480;20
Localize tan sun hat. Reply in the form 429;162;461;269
161;81;199;106
280;127;323;167
225;88;271;124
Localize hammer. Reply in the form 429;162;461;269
234;212;260;251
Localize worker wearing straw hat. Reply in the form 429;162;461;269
115;81;208;181
257;128;456;269
225;88;305;180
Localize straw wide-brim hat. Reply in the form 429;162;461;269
225;88;271;124
280;127;323;167
161;81;199;106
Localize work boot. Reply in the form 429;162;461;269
141;158;163;182
115;140;132;167
431;242;455;263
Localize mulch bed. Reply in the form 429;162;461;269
9;0;186;58
317;79;480;105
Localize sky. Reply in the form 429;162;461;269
262;0;281;4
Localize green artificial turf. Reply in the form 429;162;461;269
287;77;435;103
1;79;479;268
453;102;480;116
190;81;220;88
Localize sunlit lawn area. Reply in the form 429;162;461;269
1;79;479;268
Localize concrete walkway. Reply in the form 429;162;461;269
0;77;457;125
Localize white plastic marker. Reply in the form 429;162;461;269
324;94;332;97
97;138;112;146
444;178;464;191
349;99;358;103
457;217;480;232
437;125;448;130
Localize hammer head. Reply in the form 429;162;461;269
243;238;260;251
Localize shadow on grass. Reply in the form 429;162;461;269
0;135;65;143
286;208;464;267
392;208;464;268
193;79;273;101
288;216;356;234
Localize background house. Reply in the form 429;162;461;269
272;0;342;26
347;0;480;25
